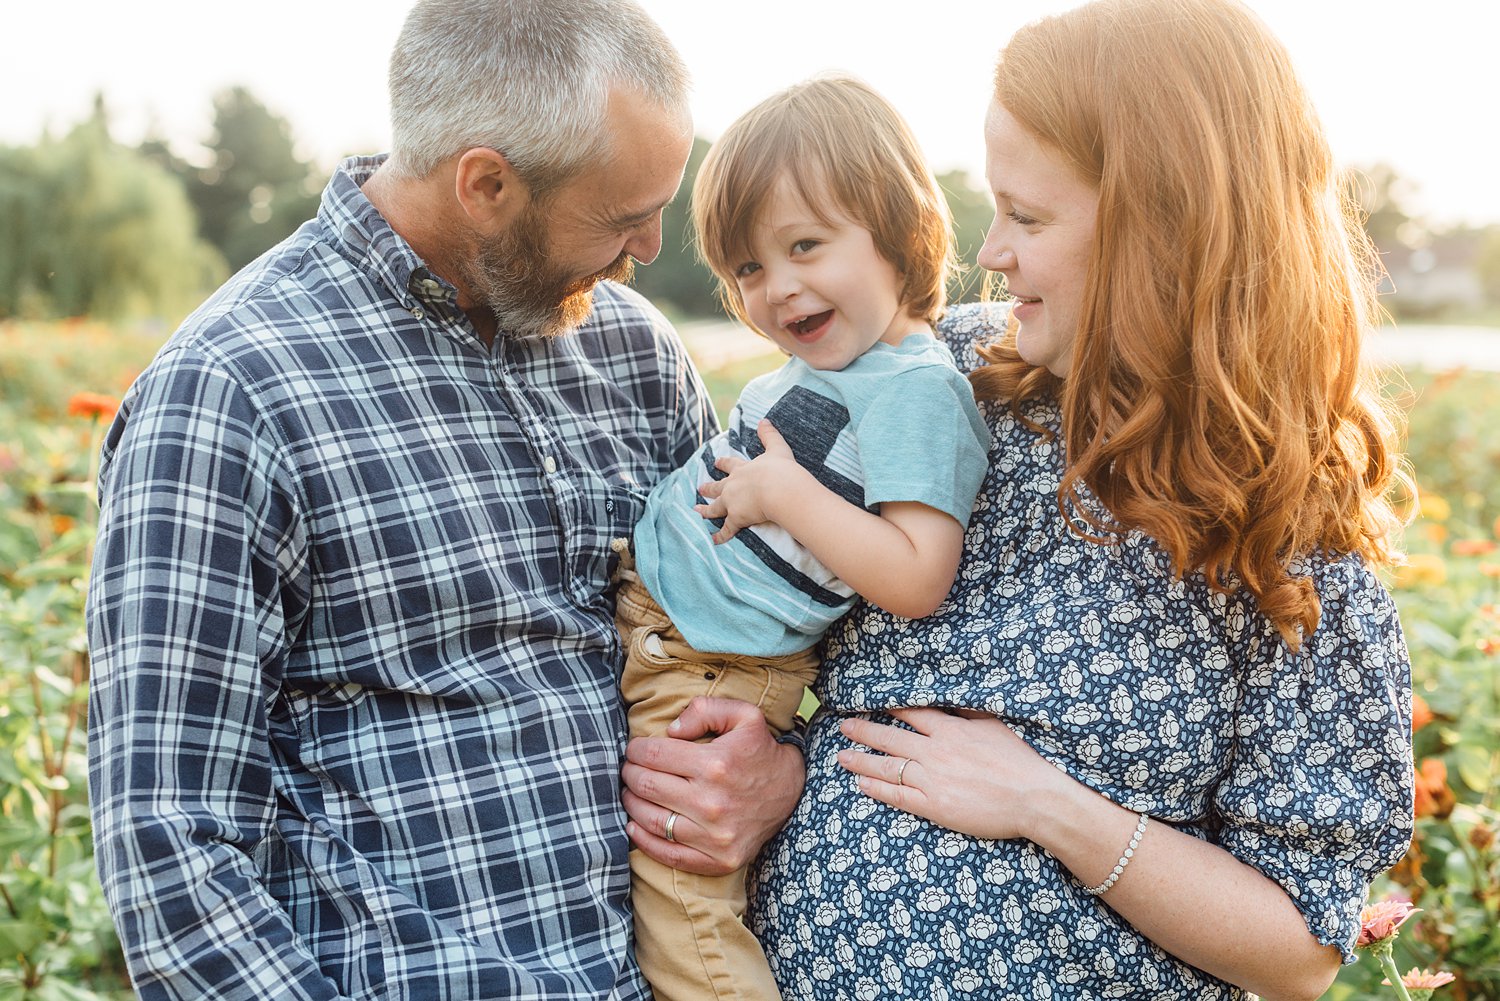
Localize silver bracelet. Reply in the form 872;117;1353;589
1082;810;1149;897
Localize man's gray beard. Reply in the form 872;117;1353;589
467;209;635;338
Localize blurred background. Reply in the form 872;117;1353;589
2;3;1498;999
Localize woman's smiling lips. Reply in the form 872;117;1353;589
1009;294;1041;322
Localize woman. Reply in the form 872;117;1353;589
744;1;1413;998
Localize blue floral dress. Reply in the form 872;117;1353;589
748;303;1413;1000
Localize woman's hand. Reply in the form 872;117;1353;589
837;707;1064;842
695;420;806;544
843;707;1342;1000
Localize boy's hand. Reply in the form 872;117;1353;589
695;420;806;543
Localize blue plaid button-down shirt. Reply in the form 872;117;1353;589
87;156;715;1001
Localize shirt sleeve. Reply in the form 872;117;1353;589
1211;556;1414;963
86;345;344;1000
855;363;991;527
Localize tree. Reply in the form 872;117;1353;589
1349;162;1427;254
151;87;323;274
0;97;223;320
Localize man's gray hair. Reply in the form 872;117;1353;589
387;0;690;192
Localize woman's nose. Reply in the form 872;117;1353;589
977;230;1016;273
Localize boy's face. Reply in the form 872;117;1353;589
731;178;925;371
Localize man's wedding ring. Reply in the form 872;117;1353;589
664;811;679;843
895;757;911;787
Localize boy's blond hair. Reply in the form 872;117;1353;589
691;76;954;331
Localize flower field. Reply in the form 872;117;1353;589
1;319;1497;999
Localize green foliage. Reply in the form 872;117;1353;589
0;320;164;424
144;87;322;275
1326;369;1500;1000
0;370;129;997
0;104;223;322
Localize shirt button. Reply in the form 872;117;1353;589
543;456;558;474
605;498;615;514
410;306;425;320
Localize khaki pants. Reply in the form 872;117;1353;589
614;560;817;1001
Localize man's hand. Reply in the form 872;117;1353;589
622;696;805;875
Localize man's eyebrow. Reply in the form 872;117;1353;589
605;202;670;228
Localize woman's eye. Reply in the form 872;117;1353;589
1007;209;1039;228
734;261;761;279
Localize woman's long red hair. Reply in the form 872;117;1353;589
971;0;1409;648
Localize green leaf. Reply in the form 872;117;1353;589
0;919;46;956
1453;743;1495;793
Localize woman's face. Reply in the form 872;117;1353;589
978;101;1099;378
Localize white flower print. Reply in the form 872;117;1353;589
747;312;1413;1001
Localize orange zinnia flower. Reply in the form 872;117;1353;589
1413;759;1455;820
1411;694;1433;732
1357;898;1419;949
67;391;120;422
1452;538;1498;556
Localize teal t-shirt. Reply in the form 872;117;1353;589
633;332;990;657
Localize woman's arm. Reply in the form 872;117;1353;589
837;709;1342;1001
694;420;964;618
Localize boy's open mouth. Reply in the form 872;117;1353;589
788;310;834;338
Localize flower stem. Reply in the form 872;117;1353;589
1379;950;1414;1001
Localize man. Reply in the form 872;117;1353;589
85;2;804;998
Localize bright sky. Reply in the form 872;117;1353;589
7;1;1498;227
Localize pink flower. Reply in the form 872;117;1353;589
1383;967;1457;998
1357;898;1419;949
1381;968;1456;990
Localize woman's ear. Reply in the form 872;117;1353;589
453;147;530;232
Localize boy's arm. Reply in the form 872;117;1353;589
695;419;964;619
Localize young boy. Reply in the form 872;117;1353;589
616;77;990;1001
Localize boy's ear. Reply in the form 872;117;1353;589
453;147;531;233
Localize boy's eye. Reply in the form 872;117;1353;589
792;239;819;254
734;261;761;279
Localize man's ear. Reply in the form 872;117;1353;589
453;147;530;232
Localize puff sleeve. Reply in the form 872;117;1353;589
1211;555;1414;962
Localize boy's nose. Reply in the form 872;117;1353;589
765;269;800;304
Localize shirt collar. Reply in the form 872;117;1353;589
318;154;460;312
